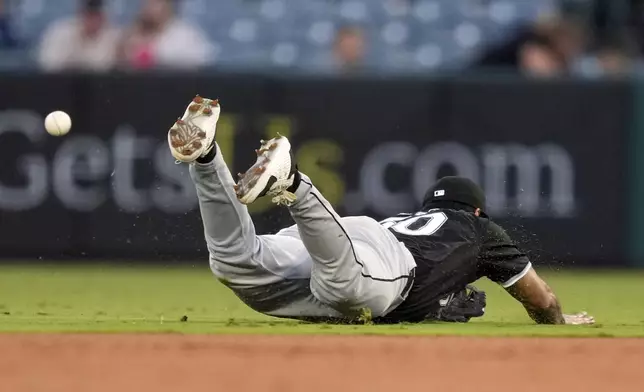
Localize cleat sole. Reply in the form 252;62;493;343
168;96;220;162
234;137;293;205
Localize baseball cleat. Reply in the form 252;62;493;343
234;134;298;206
168;95;220;163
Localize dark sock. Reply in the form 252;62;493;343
286;169;301;193
196;144;216;164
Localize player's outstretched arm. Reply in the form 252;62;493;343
505;269;594;325
505;268;564;324
479;221;594;325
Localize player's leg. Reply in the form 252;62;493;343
167;96;298;286
234;136;416;318
288;182;416;318
168;96;260;276
190;148;264;280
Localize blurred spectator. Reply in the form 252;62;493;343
476;16;587;77
118;0;213;71
0;0;18;48
575;32;641;77
594;47;634;75
38;0;119;72
332;25;366;73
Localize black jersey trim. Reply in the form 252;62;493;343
302;179;412;283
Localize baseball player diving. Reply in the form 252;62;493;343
168;96;594;325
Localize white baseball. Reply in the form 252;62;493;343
44;111;72;136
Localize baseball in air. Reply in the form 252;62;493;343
44;111;72;136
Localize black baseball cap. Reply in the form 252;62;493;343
422;176;486;212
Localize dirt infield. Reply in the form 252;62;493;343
1;335;643;392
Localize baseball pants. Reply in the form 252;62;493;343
191;145;416;318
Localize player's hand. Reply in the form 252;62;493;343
563;312;595;325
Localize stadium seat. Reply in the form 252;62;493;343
0;48;34;70
12;0;558;73
12;0;76;43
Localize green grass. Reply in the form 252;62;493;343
0;264;643;337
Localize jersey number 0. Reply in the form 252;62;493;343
380;211;448;236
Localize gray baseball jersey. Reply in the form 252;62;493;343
191;147;417;320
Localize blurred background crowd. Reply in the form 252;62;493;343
0;0;643;77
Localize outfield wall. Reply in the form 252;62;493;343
0;73;636;266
